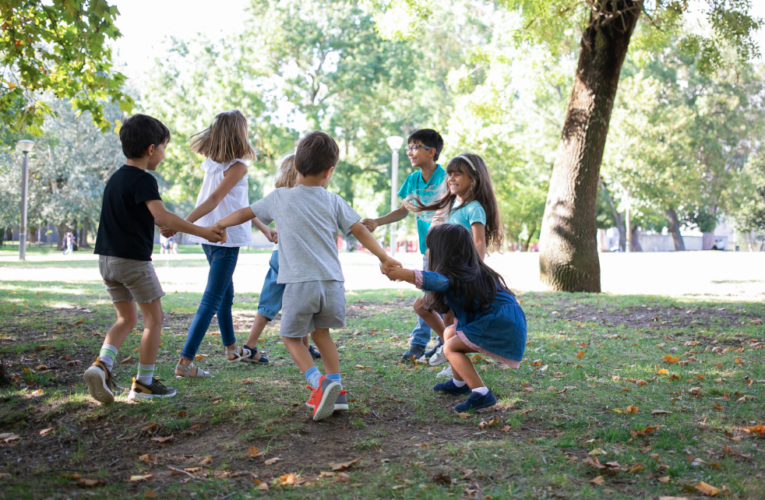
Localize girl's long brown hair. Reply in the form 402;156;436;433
190;110;256;162
413;153;504;252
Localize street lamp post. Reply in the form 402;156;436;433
17;140;34;261
386;136;404;256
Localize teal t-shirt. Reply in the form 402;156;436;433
447;200;486;232
398;165;446;254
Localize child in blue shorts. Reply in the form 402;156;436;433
383;223;526;413
239;154;320;362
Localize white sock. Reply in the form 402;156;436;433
136;363;155;385
452;378;466;387
99;344;118;371
472;386;489;396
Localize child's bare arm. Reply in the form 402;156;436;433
361;203;409;232
185;162;248;223
146;200;225;243
349;221;401;269
252;217;277;243
384;268;416;284
216;207;257;230
472;223;486;260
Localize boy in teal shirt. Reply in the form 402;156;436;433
362;129;446;360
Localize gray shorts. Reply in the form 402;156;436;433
98;255;165;303
280;280;346;338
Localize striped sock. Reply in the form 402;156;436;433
326;372;342;390
305;366;321;389
99;344;118;371
136;364;155;385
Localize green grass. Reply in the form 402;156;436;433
1;277;764;499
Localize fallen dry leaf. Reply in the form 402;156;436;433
657;369;669;375
456;413;470;419
240;378;253;385
257;482;269;490
199;456;212;466
120;356;133;364
501;425;511;432
332;457;363;471
320;471;336;477
695;481;720;496
138;454;156;464
36;345;52;351
184;467;201;473
77;478;106;487
627;463;645;473
663;355;681;364
636;380;647;386
589;476;605;486
247;447;262;458
478;417;499;429
688;387;702;395
658;476;671;483
145;490;157;498
129;474;154;482
744;424;765;435
0;473;11;480
336;472;350;482
577;351;585;359
265;457;282;466
279;473;296;486
39;428;53;436
177;411;187;417
151;436;173;443
588;448;606;456
651;410;672;415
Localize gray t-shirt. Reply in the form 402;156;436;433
249;185;361;284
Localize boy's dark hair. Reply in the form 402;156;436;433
422;223;511;315
294;131;339;176
119;114;171;159
407;129;444;161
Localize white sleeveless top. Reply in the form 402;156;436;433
186;158;251;248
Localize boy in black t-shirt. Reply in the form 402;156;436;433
84;114;226;404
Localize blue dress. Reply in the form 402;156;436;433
415;270;527;366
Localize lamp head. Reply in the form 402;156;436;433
17;140;34;153
386;136;404;151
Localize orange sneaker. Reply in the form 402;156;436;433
305;387;348;411
310;376;341;421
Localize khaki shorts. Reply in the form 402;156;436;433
280;280;345;338
98;255;165;303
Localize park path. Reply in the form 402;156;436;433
1;251;763;299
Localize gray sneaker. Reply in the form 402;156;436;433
306;389;349;412
429;345;448;366
401;344;426;362
312;377;341;421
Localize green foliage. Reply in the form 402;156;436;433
0;0;133;133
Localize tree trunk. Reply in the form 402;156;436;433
599;178;626;251
28;225;38;244
630;224;642;252
538;3;640;292
524;223;537;252
56;223;67;250
665;207;685;251
79;217;91;248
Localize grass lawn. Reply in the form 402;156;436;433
1;272;764;499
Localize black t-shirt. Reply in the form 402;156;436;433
94;165;162;261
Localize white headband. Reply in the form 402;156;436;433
454;155;476;172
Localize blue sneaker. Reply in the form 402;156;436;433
454;390;497;413
433;379;471;396
309;345;321;359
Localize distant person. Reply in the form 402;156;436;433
159;233;170;254
213;131;401;420
62;231;73;255
83;113;224;405
383;224;527;413
361;129;446;362
166;110;273;379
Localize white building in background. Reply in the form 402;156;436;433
598;218;764;252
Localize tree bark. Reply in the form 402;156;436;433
665;207;685;251
702;232;715;250
538;3;640;292
524;223;537;252
599;178;626;251
79;217;91;248
630;224;642;252
56;223;67;250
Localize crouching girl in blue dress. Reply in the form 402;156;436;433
383;223;527;412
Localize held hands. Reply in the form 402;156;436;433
382;267;410;282
379;256;402;278
264;228;278;244
159;226;177;238
202;224;227;244
360;218;378;232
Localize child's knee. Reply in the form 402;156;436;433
413;297;425;315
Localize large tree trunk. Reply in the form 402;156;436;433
538;3;640;292
665;207;685;251
599;178;626;251
79;217;91;249
702;231;715;250
56;223;67;250
630;224;642;252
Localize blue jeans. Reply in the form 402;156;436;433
181;245;239;359
257;250;284;320
410;255;433;347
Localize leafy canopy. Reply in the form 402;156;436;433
0;0;133;133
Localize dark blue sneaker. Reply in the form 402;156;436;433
309;345;321;359
454;390;497;413
433;379;471;396
241;346;268;364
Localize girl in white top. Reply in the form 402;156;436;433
171;110;275;379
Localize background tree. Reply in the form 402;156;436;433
0;0;133;133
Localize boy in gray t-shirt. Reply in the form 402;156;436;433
215;131;400;421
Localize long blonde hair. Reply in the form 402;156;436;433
190;110;256;162
274;154;297;188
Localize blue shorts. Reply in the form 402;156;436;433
257;250;284;320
